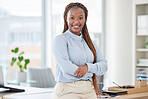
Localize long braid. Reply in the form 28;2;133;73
63;2;99;95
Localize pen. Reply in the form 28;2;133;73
113;82;122;88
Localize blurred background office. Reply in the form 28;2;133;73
0;0;133;88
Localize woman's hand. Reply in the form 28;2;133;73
74;65;88;77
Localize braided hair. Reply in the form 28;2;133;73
63;2;99;95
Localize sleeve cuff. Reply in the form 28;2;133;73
86;63;96;73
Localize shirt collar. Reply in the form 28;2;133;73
66;29;83;41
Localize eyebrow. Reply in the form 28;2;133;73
70;15;84;16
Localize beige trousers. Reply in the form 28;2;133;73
54;80;97;99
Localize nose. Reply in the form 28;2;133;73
73;19;79;24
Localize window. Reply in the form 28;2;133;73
0;0;42;80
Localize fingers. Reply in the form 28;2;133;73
74;68;80;76
74;68;84;77
74;67;83;77
78;73;83;77
74;65;88;78
77;71;83;77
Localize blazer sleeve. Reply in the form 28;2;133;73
52;35;78;76
86;41;108;76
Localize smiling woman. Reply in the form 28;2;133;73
52;2;107;99
51;0;106;96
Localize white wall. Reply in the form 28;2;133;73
105;0;133;86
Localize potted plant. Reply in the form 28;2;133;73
10;47;30;82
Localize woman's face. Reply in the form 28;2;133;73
67;7;86;36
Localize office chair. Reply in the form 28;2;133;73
97;75;104;94
27;67;55;88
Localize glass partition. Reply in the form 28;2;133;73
0;0;42;81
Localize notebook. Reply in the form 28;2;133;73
102;90;127;96
0;65;25;92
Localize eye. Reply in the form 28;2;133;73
70;17;74;20
79;17;83;20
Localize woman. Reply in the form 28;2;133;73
53;2;108;99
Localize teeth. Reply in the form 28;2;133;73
74;26;79;28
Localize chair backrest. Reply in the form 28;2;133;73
28;67;55;88
97;75;104;93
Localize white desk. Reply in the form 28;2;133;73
2;90;148;99
2;85;148;99
3;93;54;99
0;86;53;99
7;80;36;87
4;92;148;99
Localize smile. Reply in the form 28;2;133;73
73;25;80;29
